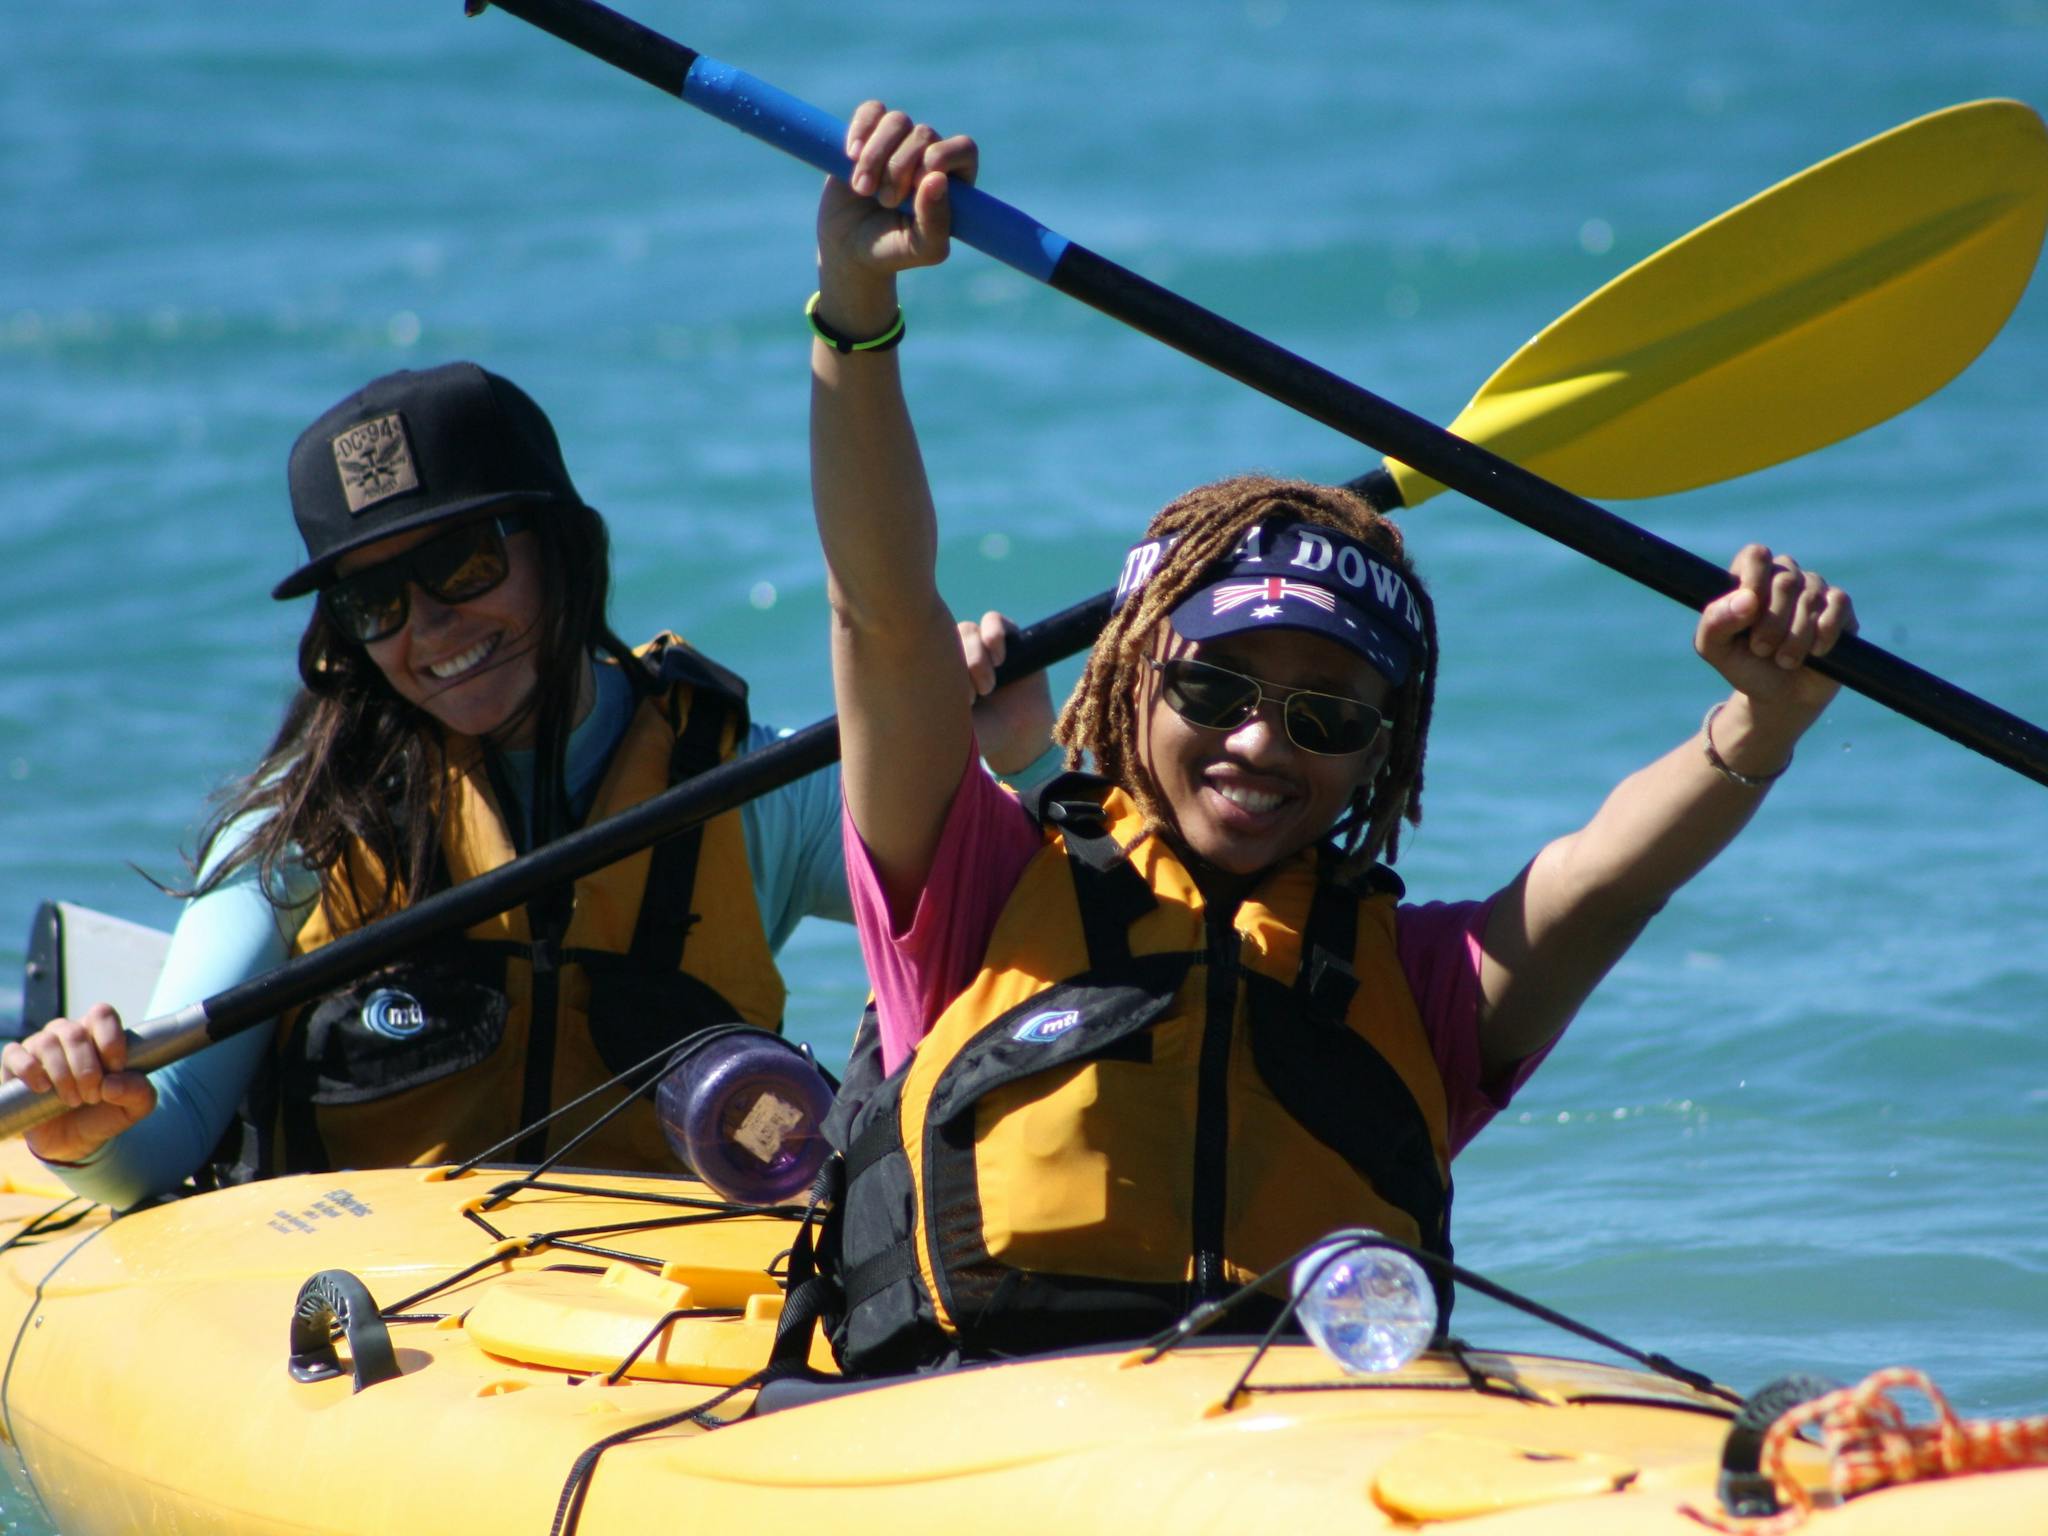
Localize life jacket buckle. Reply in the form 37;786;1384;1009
1303;947;1359;1022
1043;796;1111;837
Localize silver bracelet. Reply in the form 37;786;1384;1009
1701;702;1790;789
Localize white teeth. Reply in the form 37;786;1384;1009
1216;784;1284;814
428;636;496;680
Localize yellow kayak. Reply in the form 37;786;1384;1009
0;1147;2040;1535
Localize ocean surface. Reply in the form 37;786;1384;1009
4;1;2045;1525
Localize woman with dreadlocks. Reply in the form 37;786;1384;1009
806;106;1855;1373
3;361;1055;1210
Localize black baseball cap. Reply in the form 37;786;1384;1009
272;362;585;600
1111;517;1428;686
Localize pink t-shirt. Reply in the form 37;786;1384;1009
844;754;1553;1157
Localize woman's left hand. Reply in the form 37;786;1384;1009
1694;544;1857;767
815;102;979;327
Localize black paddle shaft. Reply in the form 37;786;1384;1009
183;591;1109;1046
471;0;2048;792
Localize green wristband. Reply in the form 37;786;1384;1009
806;291;906;354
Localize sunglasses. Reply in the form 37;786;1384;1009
1148;656;1386;756
320;510;530;644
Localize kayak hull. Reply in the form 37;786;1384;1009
0;1154;2040;1535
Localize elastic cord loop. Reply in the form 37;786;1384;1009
805;291;905;354
1701;701;1790;789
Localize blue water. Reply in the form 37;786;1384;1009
4;2;2046;1524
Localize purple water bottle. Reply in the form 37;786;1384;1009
654;1026;834;1204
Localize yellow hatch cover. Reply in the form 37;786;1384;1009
1373;1432;1639;1521
461;1262;833;1385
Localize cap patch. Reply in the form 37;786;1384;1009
1211;577;1338;619
331;413;420;514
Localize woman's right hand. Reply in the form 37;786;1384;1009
0;1003;157;1165
815;102;979;333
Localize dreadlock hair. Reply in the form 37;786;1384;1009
186;499;642;926
1052;474;1438;871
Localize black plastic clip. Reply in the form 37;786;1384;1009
1716;1372;1842;1516
288;1268;402;1392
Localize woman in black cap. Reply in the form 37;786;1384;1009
2;361;1054;1203
803;106;1856;1373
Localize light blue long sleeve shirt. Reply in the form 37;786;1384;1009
56;662;854;1209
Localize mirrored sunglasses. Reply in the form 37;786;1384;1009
1149;656;1385;756
320;510;529;644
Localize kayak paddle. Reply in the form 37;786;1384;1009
466;0;2048;793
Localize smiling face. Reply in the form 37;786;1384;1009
340;519;548;745
1137;623;1392;879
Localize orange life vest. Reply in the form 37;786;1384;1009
824;774;1452;1374
245;636;786;1177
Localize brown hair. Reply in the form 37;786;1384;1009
1052;474;1438;869
187;501;641;924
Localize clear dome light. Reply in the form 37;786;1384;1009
1290;1234;1437;1374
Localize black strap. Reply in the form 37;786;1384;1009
844;1112;902;1184
1298;847;1362;1025
480;737;576;1165
1022;770;1106;828
624;681;731;972
1190;911;1238;1302
1032;776;1156;971
766;1270;832;1373
520;665;739;1158
514;883;574;1164
766;1164;844;1375
842;1241;921;1311
647;638;751;728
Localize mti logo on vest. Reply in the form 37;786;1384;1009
361;988;429;1040
1012;1009;1082;1045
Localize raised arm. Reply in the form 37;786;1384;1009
1475;544;1857;1077
809;105;985;901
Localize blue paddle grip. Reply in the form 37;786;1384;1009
682;56;1070;283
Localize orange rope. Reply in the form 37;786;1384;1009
1686;1367;2048;1533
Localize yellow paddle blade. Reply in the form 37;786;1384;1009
1388;99;2048;508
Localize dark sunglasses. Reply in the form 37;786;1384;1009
320;510;530;644
1148;656;1386;756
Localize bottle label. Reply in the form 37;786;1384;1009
734;1092;807;1163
